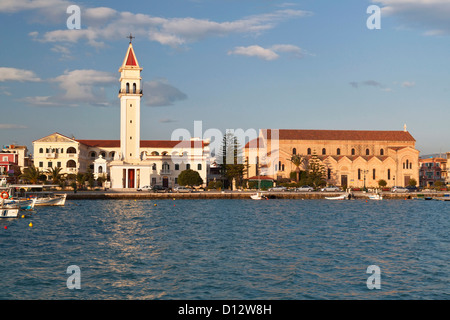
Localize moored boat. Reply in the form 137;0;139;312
33;193;67;206
250;192;268;200
0;198;20;218
325;193;351;200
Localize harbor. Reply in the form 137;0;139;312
63;190;450;200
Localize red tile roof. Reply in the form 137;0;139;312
266;129;416;142
76;139;204;149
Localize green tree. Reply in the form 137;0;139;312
378;179;387;188
218;131;248;189
178;169;203;186
47;166;64;185
288;154;305;182
307;152;326;187
20;165;42;184
408;178;417;187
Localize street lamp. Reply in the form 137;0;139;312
363;169;369;191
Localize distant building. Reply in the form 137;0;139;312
245;128;420;188
0;145;32;185
419;157;447;187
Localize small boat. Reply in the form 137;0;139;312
368;194;383;200
250;192;268;200
4;198;37;210
325;193;350;200
0;198;20;218
33;193;67;206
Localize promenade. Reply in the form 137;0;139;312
63;190;447;200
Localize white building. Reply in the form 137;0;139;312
33;40;209;189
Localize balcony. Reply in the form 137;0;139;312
46;153;57;159
119;89;143;95
159;169;171;175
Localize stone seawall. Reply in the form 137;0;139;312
64;191;444;200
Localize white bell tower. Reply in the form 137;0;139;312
118;35;142;162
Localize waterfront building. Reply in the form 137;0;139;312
419;157;447;187
245;127;420;188
33;40;209;189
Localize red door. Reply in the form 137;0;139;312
128;169;135;188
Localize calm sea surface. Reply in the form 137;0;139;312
0;199;448;300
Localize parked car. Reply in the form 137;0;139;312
174;186;192;193
268;186;287;192
392;186;408;193
321;186;340;192
297;185;314;192
151;185;169;193
406;186;418;192
137;185;152;191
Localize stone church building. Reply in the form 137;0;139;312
245;128;420;188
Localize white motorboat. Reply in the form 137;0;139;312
0;198;19;218
250;192;268;200
368;194;383;200
4;198;37;210
34;193;67;206
325;193;350;200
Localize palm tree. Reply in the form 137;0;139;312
288;154;305;182
47;167;63;185
20;165;41;184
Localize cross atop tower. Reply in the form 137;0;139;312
127;33;135;43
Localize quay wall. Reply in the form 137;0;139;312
64;191;444;200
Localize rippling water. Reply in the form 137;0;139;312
0;199;448;300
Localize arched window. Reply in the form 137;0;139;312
98;166;103;174
151;151;159;156
66;160;76;168
366;149;370;155
322;148;326;155
152;163;156;170
380;149;384;156
133;83;136;94
307;148;311;155
293;148;297;155
162;162;170;171
39;148;43;153
336;148;340;155
90;152;96;158
351;148;355;156
109;151;115;159
67;147;76;154
100;152;106;158
126;83;130;93
198;163;202;170
175;164;180;170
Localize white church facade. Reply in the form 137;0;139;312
33;41;209;189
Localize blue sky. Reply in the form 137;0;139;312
1;0;450;155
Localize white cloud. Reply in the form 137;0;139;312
52;69;116;102
143;79;187;107
373;0;450;35
22;69;116;107
228;45;279;61
228;44;307;61
402;81;415;88
0;123;27;129
27;5;310;48
0;67;41;82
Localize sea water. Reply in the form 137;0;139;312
0;199;448;299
